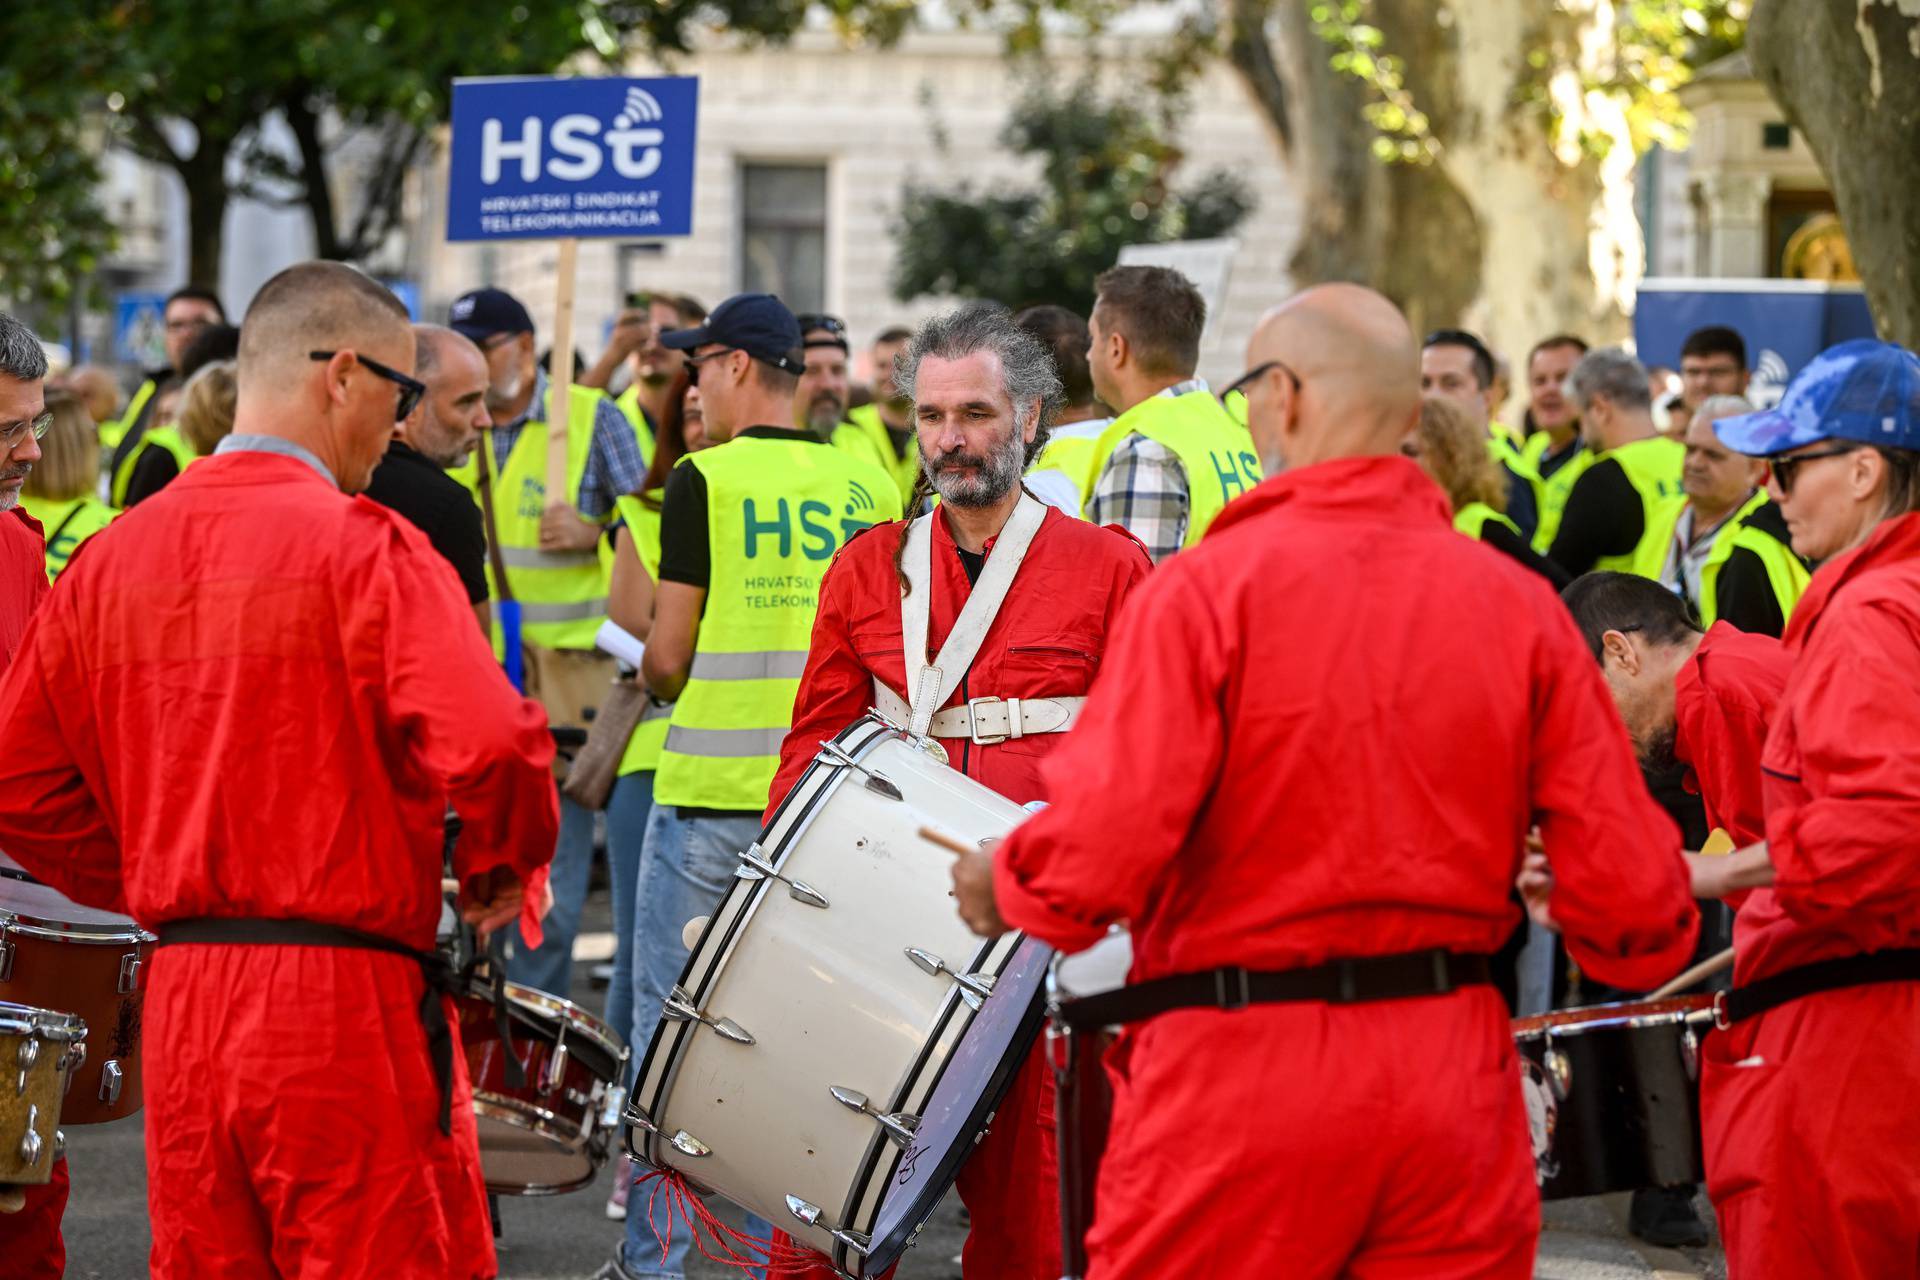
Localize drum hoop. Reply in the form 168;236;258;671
497;981;626;1063
0;1004;86;1041
1512;997;1717;1040
474;1097;604;1197
472;1093;592;1144
0;912;154;946
836;930;1037;1275
631;717;893;1169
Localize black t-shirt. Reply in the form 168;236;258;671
1481;520;1571;591
1710;501;1798;638
122;447;181;508
363;440;490;605
1546;457;1644;578
657;426;828;590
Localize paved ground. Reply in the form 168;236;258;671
60;878;1728;1279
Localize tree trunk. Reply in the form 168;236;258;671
178;132;232;291
1221;0;1640;358
1749;0;1920;347
282;91;344;261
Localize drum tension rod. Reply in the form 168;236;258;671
661;986;756;1045
817;740;905;802
827;1085;920;1149
735;844;830;909
904;947;996;1011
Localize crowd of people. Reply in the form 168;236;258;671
0;251;1911;1280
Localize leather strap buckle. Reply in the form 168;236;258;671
966;696;1011;745
1712;989;1732;1031
1213;966;1251;1011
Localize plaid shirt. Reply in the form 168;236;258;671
1084;379;1209;563
487;370;648;520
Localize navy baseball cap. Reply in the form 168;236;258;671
661;293;803;375
1715;339;1920;457
448;287;534;343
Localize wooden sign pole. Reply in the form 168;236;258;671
545;238;579;509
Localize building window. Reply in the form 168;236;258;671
740;163;827;314
1761;122;1792;151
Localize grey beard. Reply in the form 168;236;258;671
926;430;1025;509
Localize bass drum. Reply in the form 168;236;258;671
627;715;1051;1278
1512;995;1715;1200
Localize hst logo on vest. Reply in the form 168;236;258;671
446;76;699;243
741;480;885;563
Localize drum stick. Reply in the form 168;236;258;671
1646;945;1735;1000
918;826;976;858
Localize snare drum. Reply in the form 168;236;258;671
627;715;1052;1278
455;981;629;1196
0;1001;85;1184
0;873;155;1124
1047;929;1132;1280
1512;995;1715;1200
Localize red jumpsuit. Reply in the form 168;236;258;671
1701;511;1920;1280
0;505;61;1280
993;457;1699;1279
761;505;1150;1279
0;452;560;1279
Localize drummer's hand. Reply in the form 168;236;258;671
460;866;527;939
1517;845;1558;934
950;840;1006;938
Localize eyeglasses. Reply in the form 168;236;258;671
1221;359;1303;403
0;411;53;447
683;347;738;372
309;350;426;422
1770;443;1860;497
795;314;846;335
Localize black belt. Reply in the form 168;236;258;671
1056;948;1491;1031
1720;947;1920;1025
157;918;460;1136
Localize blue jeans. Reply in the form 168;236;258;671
604;771;655;1064
506;791;594;995
622;804;769;1278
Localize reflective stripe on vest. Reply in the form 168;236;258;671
111;425;197;506
1520;434;1595;553
1453;501;1521;541
1081;389;1263;548
449;384;609;651
613;491;671;777
100;378;156;453
651;436;904;810
1592;436;1685;574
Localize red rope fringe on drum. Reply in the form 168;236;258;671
634;1168;830;1273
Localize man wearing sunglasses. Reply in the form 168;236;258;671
0;262;559;1280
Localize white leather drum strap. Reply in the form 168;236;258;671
889;494;1047;739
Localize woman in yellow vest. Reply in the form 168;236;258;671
113;360;235;507
1410;395;1570;589
19;394;115;581
601;379;701;1223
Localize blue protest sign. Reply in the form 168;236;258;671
1635;279;1878;408
446;76;699;242
114;292;168;369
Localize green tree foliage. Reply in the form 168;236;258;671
890;75;1254;313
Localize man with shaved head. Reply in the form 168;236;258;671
952;283;1698;1277
365;323;494;633
0;261;560;1278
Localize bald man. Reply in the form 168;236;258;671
952;284;1698;1277
0;261;559;1279
365;324;493;634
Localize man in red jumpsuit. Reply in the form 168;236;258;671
0;263;560;1280
0;311;61;1279
952;284;1699;1279
1680;343;1920;1279
757;305;1149;1279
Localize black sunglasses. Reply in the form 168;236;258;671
795;314;846;335
1770;443;1860;497
1221;359;1303;403
310;350;426;422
